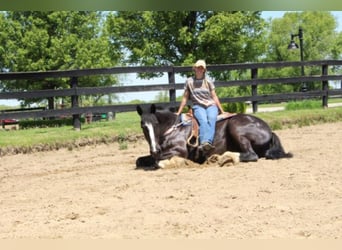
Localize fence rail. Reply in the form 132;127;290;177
1;60;342;129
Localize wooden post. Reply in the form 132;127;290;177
70;77;81;130
251;68;258;113
168;69;176;105
322;64;328;108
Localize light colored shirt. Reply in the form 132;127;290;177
184;77;216;107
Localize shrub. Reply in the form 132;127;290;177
285;100;321;111
222;102;247;113
19;117;85;129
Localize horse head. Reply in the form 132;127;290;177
137;104;179;160
137;104;161;159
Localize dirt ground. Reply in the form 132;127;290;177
0;122;341;239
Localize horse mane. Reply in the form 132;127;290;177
154;108;178;132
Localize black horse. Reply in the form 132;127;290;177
136;104;292;168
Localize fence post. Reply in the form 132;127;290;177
251;68;258;113
70;77;81;130
322;64;328;108
168;67;176;105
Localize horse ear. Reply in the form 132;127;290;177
150;104;156;114
136;105;143;116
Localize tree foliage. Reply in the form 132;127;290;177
105;11;267;102
266;11;338;62
0;11;119;107
260;11;341;93
0;11;341;107
105;11;265;73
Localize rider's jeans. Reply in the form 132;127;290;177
193;104;218;145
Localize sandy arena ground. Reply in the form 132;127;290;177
0;122;341;239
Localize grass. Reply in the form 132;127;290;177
257;106;342;130
1;101;342;151
0;112;141;148
285;100;323;110
258;97;342;108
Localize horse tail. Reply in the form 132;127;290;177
265;132;293;159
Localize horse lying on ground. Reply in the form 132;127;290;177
136;104;293;169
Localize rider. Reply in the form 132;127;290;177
176;59;228;152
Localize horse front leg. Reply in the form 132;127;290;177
157;140;189;168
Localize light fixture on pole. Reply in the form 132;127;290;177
288;27;307;92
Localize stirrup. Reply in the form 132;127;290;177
187;134;199;147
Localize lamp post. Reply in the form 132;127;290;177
288;27;307;92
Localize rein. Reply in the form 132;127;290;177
162;113;199;148
163;119;184;136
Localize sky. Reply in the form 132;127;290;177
262;11;342;31
1;11;342;106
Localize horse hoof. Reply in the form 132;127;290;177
239;152;258;162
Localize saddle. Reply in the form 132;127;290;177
181;110;236;148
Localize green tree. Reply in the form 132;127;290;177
105;11;266;100
1;11;119;108
0;13;7;72
106;11;265;71
261;11;339;93
199;12;266;65
332;31;342;59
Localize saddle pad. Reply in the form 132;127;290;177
217;112;237;121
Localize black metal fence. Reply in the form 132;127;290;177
1;60;342;129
